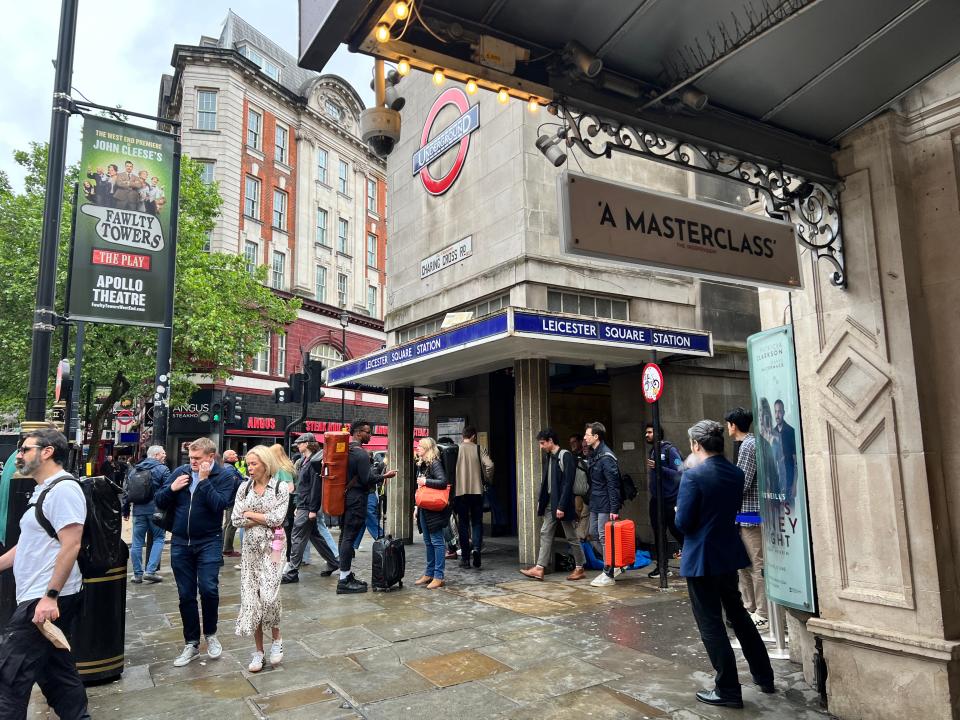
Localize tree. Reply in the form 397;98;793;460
0;144;299;458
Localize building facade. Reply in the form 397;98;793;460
158;13;424;456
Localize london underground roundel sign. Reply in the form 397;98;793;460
642;363;664;403
412;87;480;196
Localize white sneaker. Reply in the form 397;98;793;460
205;634;222;659
173;644;200;667
590;572;615;587
248;650;264;673
269;639;284;665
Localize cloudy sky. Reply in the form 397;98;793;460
0;0;374;190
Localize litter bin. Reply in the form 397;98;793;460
0;477;37;626
72;475;129;685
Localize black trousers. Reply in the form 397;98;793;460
0;593;90;720
337;489;367;574
649;495;684;560
686;573;774;699
285;506;339;573
454;494;484;558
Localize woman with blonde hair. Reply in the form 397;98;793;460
269;443;297;559
413;437;450;589
232;445;290;672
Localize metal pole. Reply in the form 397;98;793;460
70;321;84;445
60;182;81;440
651;398;668;590
24;0;78;425
152;139;182;449
340;324;347;425
283;357;309;454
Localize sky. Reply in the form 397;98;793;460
0;1;374;190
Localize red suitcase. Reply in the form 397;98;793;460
604;519;636;569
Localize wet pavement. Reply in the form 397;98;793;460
31;536;833;719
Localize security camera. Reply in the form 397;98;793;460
360;107;401;158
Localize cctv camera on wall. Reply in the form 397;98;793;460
361;107;401;158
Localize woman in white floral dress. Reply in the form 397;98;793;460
232;445;290;672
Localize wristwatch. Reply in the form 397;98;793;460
45;588;60;599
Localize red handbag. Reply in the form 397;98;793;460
415;484;450;511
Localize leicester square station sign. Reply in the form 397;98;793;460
559;171;802;290
412;87;479;196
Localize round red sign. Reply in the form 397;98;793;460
642;363;664;403
116;409;135;426
417;87;477;196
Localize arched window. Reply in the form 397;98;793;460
310;343;344;367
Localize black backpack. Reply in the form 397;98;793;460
124;465;155;505
36;475;126;578
598;449;638;503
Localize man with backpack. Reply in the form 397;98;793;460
645;422;685;578
122;445;170;584
0;428;91;719
454;426;494;569
584;421;622;587
154;437;237;667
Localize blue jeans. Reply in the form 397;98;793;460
423;527;446;580
131;515;166;575
170;539;222;644
353;492;382;548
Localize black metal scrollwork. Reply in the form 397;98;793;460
553;103;845;287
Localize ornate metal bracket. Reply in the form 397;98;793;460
552;103;846;288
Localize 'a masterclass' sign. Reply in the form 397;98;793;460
68;116;178;327
559;171;801;290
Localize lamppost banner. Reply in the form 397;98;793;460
68;116;177;327
747;324;816;613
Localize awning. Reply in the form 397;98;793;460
326;307;712;389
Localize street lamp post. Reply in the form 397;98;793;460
339;309;349;426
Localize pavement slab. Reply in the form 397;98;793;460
27;535;832;719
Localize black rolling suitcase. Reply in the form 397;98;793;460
371;492;405;591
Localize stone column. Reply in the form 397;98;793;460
386;387;414;542
514;358;549;565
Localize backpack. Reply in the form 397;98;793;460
124;465;155;505
559;449;590;498
36;475;126;578
598;449;638;503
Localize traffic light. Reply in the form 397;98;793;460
288;373;304;403
306;359;325;403
222;398;233;423
274;387;290;404
211;402;222;424
232;394;243;423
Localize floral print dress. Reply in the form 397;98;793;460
232;477;290;636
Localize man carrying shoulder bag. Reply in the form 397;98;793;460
453;426;494;570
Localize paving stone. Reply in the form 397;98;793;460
361;681;521;720
252;683;339;712
406;648;512;686
504;684;670;719
478;655;621;703
477;592;573;617
301;626;391;657
333;664;436;704
476;634;582;669
266;699;361;720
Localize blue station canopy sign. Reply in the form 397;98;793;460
327;307;712;387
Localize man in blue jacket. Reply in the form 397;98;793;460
675;420;774;709
645;422;685;578
122;445;170;584
154;437;237;667
584;421;621;587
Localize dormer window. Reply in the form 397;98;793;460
324;99;344;123
237;44;281;82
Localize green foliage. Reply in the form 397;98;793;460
0;143;298;421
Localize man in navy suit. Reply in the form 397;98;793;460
774;400;797;505
675;420;774;709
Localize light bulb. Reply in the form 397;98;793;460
375;24;390;43
394;1;409;20
433;68;445;86
465;79;478;94
397;58;411;76
528;98;539;112
497;88;509;104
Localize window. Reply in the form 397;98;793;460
276;333;286;375
367;179;377;214
337;273;348;307
325;100;343;122
316;147;328;184
338;160;349;195
337;218;348;254
196;90;217;130
316;208;328;245
310;343;343;367
238;45;281;82
198;161;215;185
546;290;628;320
244;240;258;274
275;124;288;165
247;108;262;149
202;232;212;253
271;250;285;290
315;265;327;302
244;175;260;219
367;233;377;268
273;189;287;230
367;286;377;317
251;332;271;373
